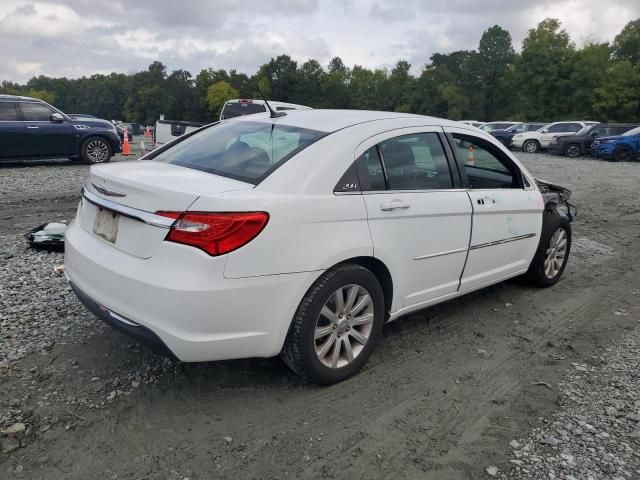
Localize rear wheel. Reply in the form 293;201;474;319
81;137;112;164
564;143;581;158
281;264;385;384
523;140;540;153
613;147;632;162
526;212;571;287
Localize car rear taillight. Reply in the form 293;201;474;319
156;212;269;256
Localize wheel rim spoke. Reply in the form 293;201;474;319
314;324;334;340
349;329;368;345
314;283;375;369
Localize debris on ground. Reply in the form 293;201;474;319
25;222;67;251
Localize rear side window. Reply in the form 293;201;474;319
0;102;18;121
355;147;387;191
152;120;326;184
20;102;54;121
221;102;267;120
380;133;453;190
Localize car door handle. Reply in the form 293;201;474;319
26;125;39;129
380;200;410;211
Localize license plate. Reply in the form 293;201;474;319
93;208;119;243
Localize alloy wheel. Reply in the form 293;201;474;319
314;284;374;369
566;145;580;158
86;139;109;163
544;227;567;279
524;141;538;153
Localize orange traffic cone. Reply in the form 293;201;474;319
145;126;151;138
467;146;475;165
121;127;131;156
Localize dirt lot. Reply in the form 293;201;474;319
1;145;640;479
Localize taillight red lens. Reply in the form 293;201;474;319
156;212;269;256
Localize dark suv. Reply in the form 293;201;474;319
547;123;639;158
0;95;121;163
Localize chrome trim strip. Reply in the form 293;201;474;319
91;182;127;197
82;188;175;229
109;310;141;327
413;247;468;261
470;233;536;250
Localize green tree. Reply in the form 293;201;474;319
593;61;640;121
475;25;515;120
612;19;640;66
514;18;575;121
206;81;239;117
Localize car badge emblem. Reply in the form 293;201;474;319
91;183;126;197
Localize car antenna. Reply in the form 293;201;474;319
256;85;286;118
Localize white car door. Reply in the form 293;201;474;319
353;128;473;313
445;127;543;292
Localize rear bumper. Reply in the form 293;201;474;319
69;281;177;360
64;219;320;362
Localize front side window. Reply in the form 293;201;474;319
451;134;520;189
20;102;54;121
152;120;326;184
0;102;18;121
379;133;453;190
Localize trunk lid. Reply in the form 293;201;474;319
79;161;253;258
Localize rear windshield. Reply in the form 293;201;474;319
221;102;267;120
152;120;327;184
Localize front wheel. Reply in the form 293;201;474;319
613;147;633;162
523;140;540;153
281;264;385;384
81;137;112;164
564;143;581;158
526;212;571;287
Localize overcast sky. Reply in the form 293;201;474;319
1;0;639;83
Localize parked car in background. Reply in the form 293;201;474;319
0;95;121;163
512;121;598;153
478;121;519;132
460;120;483;128
490;122;547;148
65;109;574;384
71;115;133;142
593;126;640;162
220;99;312;120
548;123;639;158
154;119;208;147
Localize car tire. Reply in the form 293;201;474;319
612;147;632;162
564;143;581;158
80;136;113;164
522;140;540;153
281;263;385;384
526;211;571;287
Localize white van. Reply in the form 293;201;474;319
220;99;312;121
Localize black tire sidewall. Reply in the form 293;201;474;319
294;265;385;384
613;147;631;163
81;137;112;164
565;144;580;158
527;212;571;287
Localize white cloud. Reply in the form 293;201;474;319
0;0;638;82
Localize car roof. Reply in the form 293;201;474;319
229;109;465;133
225;99;312;110
0;94;42;102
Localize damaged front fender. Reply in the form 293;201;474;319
536;178;576;221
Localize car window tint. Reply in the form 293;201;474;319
221;103;267;120
567;123;582;132
451;134;520;189
20;102;54;121
0;102;18;121
547;123;566;133
153;120;326;184
355;147;386;191
379;133;452;190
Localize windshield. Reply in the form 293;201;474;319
575;126;590;136
152;120;327;184
623;126;640;136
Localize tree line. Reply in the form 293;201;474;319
2;18;639;125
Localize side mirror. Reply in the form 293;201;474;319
50;113;64;123
590;131;599;137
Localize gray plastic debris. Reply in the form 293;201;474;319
26;221;67;251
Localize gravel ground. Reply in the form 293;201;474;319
1;148;640;479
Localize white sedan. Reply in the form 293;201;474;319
65;110;574;384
